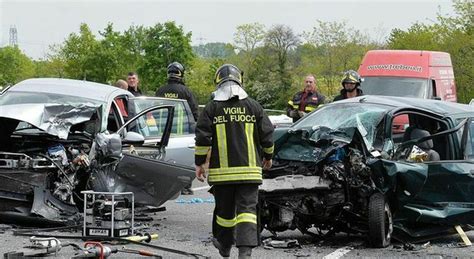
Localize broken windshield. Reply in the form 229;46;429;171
293;103;390;149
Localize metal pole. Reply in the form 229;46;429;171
131;193;135;236
83;192;87;236
111;194;115;237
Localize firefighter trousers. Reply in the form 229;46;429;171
212;183;259;248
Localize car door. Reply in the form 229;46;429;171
96;105;195;207
391;112;474;225
127;97;196;168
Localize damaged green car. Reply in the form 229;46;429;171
259;96;474;247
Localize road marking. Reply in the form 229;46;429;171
191;186;211;192
323;246;353;259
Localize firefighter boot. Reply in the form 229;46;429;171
238;246;252;259
212;238;231;258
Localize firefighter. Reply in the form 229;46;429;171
287;74;326;122
156;62;199;121
156;62;199;195
333;70;363;101
195;64;274;258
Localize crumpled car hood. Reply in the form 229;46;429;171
0;103;100;139
274;126;357;163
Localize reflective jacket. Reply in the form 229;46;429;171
156;79;199;121
194;97;274;185
287;90;325;113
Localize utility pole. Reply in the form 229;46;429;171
9;25;18;46
196;34;206;46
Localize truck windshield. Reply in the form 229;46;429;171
360;77;429;98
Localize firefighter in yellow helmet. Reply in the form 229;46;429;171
333;70;363;101
195;64;274;258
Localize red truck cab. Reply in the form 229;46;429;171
358;50;457;133
358;50;456;101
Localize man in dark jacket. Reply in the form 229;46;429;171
156;62;199;195
155;62;199;121
127;72;142;97
287;75;325;122
333;70;363;101
195;64;274;258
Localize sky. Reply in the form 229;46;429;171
0;0;455;60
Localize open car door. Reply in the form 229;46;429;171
92;105;195;207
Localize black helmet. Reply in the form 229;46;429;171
341;70;361;87
214;64;243;87
167;62;185;79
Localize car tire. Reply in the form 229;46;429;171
368;192;393;248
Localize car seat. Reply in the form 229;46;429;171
409;128;440;161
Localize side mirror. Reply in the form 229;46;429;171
122;131;145;145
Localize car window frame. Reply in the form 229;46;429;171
117;104;175;148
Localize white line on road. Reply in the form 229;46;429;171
191;186;211;192
323;246;353;259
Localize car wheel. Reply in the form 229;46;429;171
368;193;393;248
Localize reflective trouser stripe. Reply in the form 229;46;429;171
216;215;236;228
245;123;256;167
263;145;274;155
195;146;210;156
216;124;228;167
236;213;257;224
216;213;257;228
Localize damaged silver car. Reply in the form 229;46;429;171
259;96;474;247
0;78;194;225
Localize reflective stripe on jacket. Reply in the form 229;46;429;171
287;90;326;113
194;97;274;185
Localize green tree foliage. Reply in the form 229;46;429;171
233;23;266;79
262;25;300;108
139;22;194;93
388;0;474;103
0;46;35;86
58;23;99;81
2;0;471;108
193;43;235;59
186;58;225;105
304;20;369;96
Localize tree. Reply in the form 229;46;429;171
387;0;474;103
264;25;300;79
233;23;266;79
0;46;35;86
139;21;194;93
263;25;300;108
193;42;235;59
58;23;99;80
186;58;224;104
304;20;368;96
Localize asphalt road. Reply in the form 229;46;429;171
1;182;474;258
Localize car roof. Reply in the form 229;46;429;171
8;78;133;102
334;95;474;116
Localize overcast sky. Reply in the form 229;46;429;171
1;0;454;60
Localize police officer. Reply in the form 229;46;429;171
287;74;325;122
156;62;199;121
333;70;363;101
195;64;274;258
